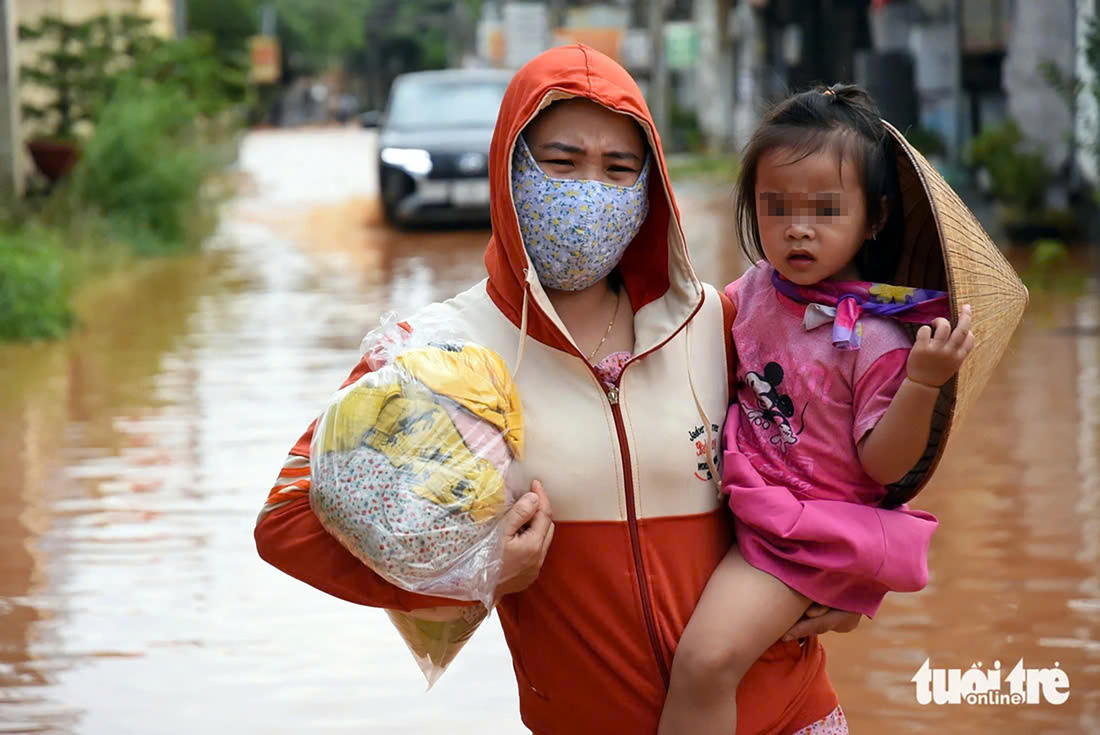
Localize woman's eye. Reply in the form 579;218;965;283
545;159;573;166
609;166;637;174
818;206;840;217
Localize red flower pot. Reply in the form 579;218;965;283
27;138;80;181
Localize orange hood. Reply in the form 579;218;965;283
484;45;703;357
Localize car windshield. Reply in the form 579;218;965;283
386;78;508;129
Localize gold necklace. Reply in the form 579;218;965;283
587;288;623;362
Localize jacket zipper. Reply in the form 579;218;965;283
605;382;671;687
529;286;706;690
586;292;707;690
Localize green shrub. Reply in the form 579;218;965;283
18;15;114;141
1022;238;1088;294
2;18;242;344
0;227;73;340
20;14;250;144
669;101;704;153
666;153;740;182
965;119;1051;216
130;32;252;120
68;79;216;255
1031;238;1070;269
906;126;948;159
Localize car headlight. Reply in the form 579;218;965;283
381;147;432;176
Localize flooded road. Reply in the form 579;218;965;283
1;128;1097;734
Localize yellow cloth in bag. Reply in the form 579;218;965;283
314;344;524;522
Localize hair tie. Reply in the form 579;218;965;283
823;88;836;98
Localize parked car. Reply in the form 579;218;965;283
362;69;513;226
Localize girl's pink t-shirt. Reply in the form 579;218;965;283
727;262;911;507
723;262;939;617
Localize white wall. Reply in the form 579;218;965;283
693;0;735;151
0;0;21;195
1003;0;1076;173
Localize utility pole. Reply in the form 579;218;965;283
648;0;667;137
260;4;277;36
1077;0;1099;187
173;0;188;38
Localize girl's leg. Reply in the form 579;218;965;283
658;545;811;735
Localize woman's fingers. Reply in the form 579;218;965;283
531;479;553;519
782;609;862;641
538;520;556;565
525;501;553;543
494;484;556;597
803;603;831;618
503;492;540;537
529;479;555;563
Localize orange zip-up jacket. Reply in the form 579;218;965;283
255;45;840;734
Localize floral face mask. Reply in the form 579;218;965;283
511;135;650;291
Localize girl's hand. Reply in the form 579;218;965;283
781;604;861;641
494;480;555;600
906;304;975;389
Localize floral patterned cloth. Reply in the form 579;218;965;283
309;331;524;605
511;136;650;291
792;705;848;734
593;350;632;389
310;444;491;588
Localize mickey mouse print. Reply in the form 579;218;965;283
740;361;809;454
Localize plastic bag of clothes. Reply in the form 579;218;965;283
309;312;524;685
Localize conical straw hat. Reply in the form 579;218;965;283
882;120;1029;507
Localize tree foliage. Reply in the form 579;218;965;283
20;14;249;140
188;0;478;78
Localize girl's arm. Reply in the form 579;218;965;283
858;306;974;485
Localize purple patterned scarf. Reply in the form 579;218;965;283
771;270;949;350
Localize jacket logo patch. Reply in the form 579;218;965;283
689;423;721;481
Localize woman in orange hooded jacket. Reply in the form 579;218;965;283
255;45;859;734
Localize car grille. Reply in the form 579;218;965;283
427;151;489;180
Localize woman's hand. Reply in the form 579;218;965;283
906;304;975;388
494;480;555;600
781;604;861;641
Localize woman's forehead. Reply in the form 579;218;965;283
524;99;644;151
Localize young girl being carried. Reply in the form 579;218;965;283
659;84;975;734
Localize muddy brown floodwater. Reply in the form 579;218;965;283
1;129;1097;734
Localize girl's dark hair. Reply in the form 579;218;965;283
734;83;904;282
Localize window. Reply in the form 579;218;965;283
387;80;508;130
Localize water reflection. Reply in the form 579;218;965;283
0;129;1096;734
824;282;1100;733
